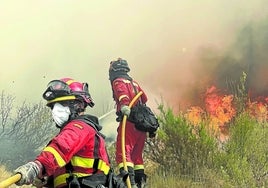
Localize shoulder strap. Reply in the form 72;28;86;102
65;115;106;174
130;81;142;104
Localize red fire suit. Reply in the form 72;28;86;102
111;78;148;171
35;117;110;188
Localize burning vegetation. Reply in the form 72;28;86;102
150;21;268;144
185;85;237;142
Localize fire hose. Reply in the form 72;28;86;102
0;173;21;188
121;91;143;188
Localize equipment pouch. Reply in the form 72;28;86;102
66;174;81;188
128;104;159;133
80;174;107;188
107;169;128;188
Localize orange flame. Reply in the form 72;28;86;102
186;106;205;126
186;86;236;142
185;85;268;144
247;97;268;123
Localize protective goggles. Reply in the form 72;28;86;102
43;80;73;101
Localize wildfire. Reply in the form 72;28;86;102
185;85;268;143
186;106;205;126
247;97;268;123
186;85;236;142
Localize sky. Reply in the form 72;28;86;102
1;0;268;116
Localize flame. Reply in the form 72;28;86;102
186;106;205;126
186;85;236;142
247;97;268;123
185;85;268;144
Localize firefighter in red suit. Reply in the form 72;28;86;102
109;58;151;188
13;78;112;188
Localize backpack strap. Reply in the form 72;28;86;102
65;115;106;175
130;81;142;105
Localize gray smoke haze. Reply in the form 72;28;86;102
1;1;268;115
151;19;268;112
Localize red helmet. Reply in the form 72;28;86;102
43;77;94;107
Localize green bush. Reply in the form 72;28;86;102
145;105;268;187
215;112;268;187
146;104;218;181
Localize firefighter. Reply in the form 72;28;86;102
109;58;150;188
13;78;112;188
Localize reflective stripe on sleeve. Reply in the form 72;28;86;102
122;80;131;84
118;95;129;102
43;146;66;167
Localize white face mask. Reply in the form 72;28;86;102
52;103;71;127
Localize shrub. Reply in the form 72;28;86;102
146;104;218;181
215;112;268;187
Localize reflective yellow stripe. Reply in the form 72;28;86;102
97;159;110;175
134;165;144;170
118;162;134;169
43;146;66;167
119;95;129;102
71;156;95;168
54;172;89;187
71;156;110;175
122;79;131;83
47;96;76;104
54;157;111;187
66;79;75;85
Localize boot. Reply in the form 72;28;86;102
120;167;137;188
134;170;147;188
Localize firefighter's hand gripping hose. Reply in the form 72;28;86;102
0;160;42;188
0;174;21;188
121;91;143;188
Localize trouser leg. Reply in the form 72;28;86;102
134;169;147;188
120;166;137;188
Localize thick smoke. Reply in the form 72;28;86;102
197;20;268;100
145;18;268;112
1;1;268;114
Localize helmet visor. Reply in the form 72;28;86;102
48;80;71;91
43;80;71;101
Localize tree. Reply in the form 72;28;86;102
0;91;57;170
0;91;15;134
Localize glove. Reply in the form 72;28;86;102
120;105;131;117
14;161;43;186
